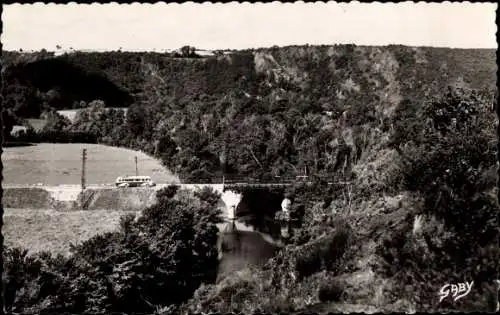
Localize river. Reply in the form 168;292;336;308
216;190;284;280
216;220;283;281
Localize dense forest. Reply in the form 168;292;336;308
2;45;496;182
2;45;498;313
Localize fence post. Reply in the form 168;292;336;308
135;156;138;176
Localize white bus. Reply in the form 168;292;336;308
115;176;156;188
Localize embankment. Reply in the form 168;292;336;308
3;186;158;211
77;188;158;211
2;188;55;209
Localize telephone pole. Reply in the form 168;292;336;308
81;148;87;190
135;156;138;176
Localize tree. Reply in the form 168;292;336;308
180;46;196;58
386;86;499;311
3;186;223;314
41;110;71;132
71;100;126;142
2;109;19;140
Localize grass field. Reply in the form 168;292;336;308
2;143;177;256
3;208;138;256
2;143;179;185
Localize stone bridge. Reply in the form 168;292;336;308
3;180;349;219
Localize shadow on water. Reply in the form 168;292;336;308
215;188;288;281
234;189;285;239
216;220;282;282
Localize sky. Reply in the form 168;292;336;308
2;2;498;52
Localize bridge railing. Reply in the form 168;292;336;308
218;174;348;185
221;176;306;184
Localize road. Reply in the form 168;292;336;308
2;180;351;190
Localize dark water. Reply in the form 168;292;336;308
217;221;282;281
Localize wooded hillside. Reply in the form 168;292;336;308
2;45;498;313
2;45;496;183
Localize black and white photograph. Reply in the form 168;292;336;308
1;2;498;313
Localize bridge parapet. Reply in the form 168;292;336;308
180;183;225;194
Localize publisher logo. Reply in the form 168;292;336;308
438;281;473;303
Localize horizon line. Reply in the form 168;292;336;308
4;43;497;54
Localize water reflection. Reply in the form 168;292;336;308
216;220;282;281
216;193;284;281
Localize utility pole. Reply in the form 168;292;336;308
81;148;87;190
221;141;227;185
135;156;138;176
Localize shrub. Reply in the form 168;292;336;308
381;86;499;311
2;186;223;314
294;220;353;279
318;280;344;302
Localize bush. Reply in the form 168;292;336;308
37;130;98;143
10;129;98;143
397;87;497;251
381;86;499;311
2;186;223;314
294;220;353;279
159;184;180;199
318;280;344;302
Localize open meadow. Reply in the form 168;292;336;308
3;208;139;256
2;143;178;255
2;143;178;254
2;143;179;185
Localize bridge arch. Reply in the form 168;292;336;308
222;186;288;238
219;189;243;222
175;183;292;237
